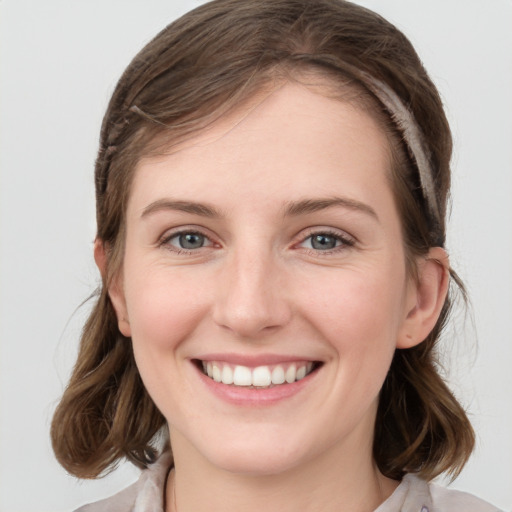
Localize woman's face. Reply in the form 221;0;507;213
111;82;421;475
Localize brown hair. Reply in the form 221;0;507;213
51;0;474;480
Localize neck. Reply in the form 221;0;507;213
165;429;398;512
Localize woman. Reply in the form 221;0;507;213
51;0;501;510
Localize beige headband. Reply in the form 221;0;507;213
294;55;441;230
355;70;440;226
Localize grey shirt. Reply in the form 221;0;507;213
75;451;501;512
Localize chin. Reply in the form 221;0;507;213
207;446;305;476
192;428;315;476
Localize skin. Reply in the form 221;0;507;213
99;82;449;512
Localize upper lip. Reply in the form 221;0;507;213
192;353;321;367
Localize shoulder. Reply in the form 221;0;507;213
73;451;172;512
395;475;500;512
382;474;503;512
428;479;502;512
74;481;139;512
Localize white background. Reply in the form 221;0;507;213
1;1;511;511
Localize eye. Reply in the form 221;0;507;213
308;234;340;250
298;230;354;252
161;230;214;252
175;232;207;249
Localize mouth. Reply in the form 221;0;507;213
194;359;322;388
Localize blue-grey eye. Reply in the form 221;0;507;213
310;234;339;250
177;232;206;249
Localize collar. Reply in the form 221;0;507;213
79;451;433;512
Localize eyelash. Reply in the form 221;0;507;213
296;229;355;255
159;229;215;255
158;228;355;255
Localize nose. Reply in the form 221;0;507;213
212;247;292;339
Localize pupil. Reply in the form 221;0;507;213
311;234;336;250
179;233;204;249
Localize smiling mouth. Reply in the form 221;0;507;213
195;360;322;388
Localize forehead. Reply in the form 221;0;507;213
130;82;393;210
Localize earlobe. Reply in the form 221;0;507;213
397;247;450;349
94;238;132;337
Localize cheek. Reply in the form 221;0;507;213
299;267;406;343
295;267;406;392
124;266;210;352
122;267;213;416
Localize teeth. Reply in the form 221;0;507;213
296;366;306;380
202;361;316;387
285;364;296;384
271;366;285;385
221;365;234;385
233;365;252;386
212;364;221;383
252;366;272;387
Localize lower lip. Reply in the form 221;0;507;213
194;363;320;406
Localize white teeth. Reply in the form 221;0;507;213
202;361;317;387
271;365;285;385
221;365;233;385
212;364;221;383
233;365;252;386
285;364;296;384
252;366;272;387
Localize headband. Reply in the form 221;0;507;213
354;70;441;228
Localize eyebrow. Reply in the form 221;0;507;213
140;199;223;219
283;197;379;221
140;196;378;221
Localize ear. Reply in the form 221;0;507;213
397;247;450;349
94;238;132;337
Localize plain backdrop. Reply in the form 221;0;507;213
1;1;511;511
